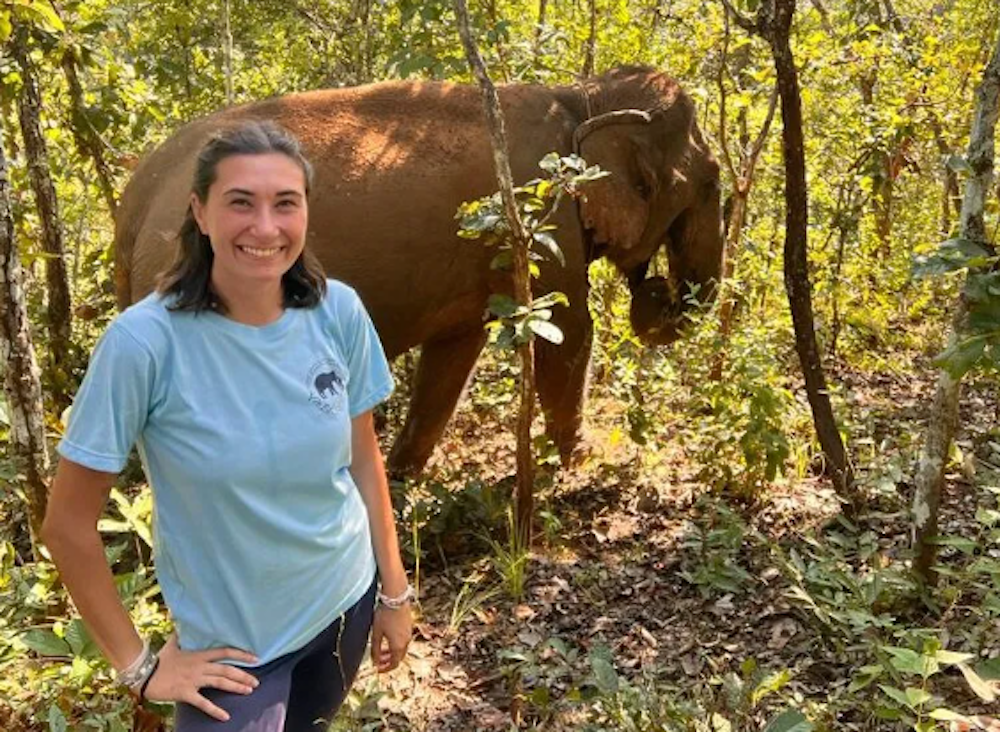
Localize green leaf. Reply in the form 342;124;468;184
976;657;1000;681
913;238;996;278
591;656;618;694
904;687;932;707
762;709;812;732
934;650;973;665
532;292;569;309
848;665;884;692
934;334;988;378
885;646;937;677
538;152;560;174
25;1;65;32
532;231;565;266
958;663;997;701
528;319;564;344
928;708;971;722
47;704;67;732
879;684;914;709
487;294;519;319
751;669;791;705
65;619;99;659
929;536;978;554
22;629;71;657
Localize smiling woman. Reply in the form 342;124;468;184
190;154;308;316
157;123;326;322
41;121;414;731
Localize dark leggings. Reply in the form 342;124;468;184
175;580;376;732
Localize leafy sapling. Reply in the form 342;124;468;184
456;152;607;349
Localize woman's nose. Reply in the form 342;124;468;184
250;208;279;238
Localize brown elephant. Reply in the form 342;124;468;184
115;65;723;475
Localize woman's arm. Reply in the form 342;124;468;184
43;458;259;720
350;411;412;672
43;459;145;669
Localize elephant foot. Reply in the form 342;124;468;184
551;428;590;471
386;442;433;480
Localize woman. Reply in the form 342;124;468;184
42;120;413;730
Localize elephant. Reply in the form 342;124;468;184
115;65;724;475
314;370;344;399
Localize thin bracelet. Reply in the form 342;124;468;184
117;640;159;694
138;656;160;700
116;639;149;679
377;584;415;610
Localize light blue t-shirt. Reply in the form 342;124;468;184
57;280;394;664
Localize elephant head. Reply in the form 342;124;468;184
574;67;724;345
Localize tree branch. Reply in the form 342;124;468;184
718;0;757;35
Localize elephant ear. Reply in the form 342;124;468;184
574;110;660;255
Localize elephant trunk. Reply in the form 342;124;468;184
628;275;684;346
627;187;724;347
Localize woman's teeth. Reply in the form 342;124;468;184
239;245;282;258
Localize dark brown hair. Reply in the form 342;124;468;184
158;120;327;312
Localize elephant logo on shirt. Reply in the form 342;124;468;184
307;359;347;416
314;370;344;398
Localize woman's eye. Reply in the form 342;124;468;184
230;199;251;208
277;199;299;209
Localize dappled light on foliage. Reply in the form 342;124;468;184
1;0;1000;730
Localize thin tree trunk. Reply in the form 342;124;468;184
0;117;50;558
721;0;855;503
930;114;962;236
711;85;778;381
221;0;234;104
11;24;72;413
767;0;855;502
454;0;535;546
582;0;596;77
61;49;118;218
913;28;1000;585
533;0;548;67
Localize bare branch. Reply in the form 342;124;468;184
718;0;757;35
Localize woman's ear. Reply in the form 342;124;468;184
190;193;208;235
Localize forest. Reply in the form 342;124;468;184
1;0;1000;730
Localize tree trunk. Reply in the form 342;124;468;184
11;24;73;414
913;28;1000;585
454;0;535;546
0;113;51;558
711;78;778;381
582;0;596;78
61;49;118;218
930;114;962;236
727;0;856;502
221;0;234;104
533;0;548;67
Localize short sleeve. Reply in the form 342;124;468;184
57;323;156;473
342;292;394;418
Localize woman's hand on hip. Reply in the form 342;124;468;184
370;605;412;673
143;634;259;721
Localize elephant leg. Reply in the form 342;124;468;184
535;315;594;466
387;329;488;476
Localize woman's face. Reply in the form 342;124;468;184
191;152;309;292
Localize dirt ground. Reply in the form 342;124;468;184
344;365;1000;731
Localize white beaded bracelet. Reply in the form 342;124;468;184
377;584;415;610
117;639;158;693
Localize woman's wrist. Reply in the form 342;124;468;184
115;637;159;695
376;583;415;610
